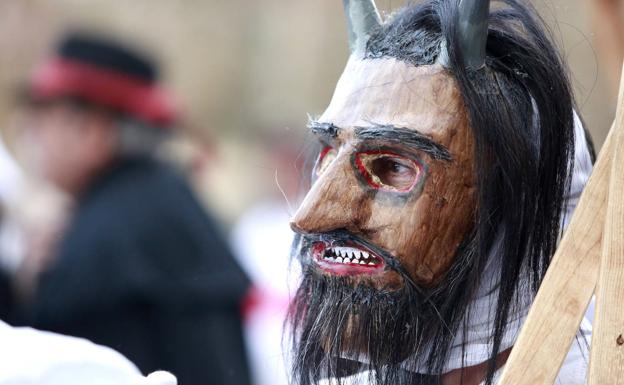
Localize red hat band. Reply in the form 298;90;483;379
29;58;179;127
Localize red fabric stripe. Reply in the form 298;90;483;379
29;58;179;126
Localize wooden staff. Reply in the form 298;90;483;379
587;62;624;384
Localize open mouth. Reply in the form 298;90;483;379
311;242;385;275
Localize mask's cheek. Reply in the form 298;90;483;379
362;161;476;286
409;166;476;286
366;194;442;285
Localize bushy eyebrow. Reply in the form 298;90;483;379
355;124;452;161
307;119;340;141
307;119;452;162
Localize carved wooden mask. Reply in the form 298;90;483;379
290;57;477;287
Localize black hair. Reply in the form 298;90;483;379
290;1;577;384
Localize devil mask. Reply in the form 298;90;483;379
289;1;577;385
292;58;476;286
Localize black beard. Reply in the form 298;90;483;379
288;232;477;385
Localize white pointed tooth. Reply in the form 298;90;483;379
342;249;349;258
335;257;343;263
359;260;366;265
343;258;351;264
352;251;359;260
362;252;370;259
368;262;375;265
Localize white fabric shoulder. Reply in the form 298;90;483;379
322;333;591;385
0;320;176;385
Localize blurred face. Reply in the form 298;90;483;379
18;101;116;194
291;58;477;287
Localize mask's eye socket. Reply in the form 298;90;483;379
315;146;338;177
355;151;421;192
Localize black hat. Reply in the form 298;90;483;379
28;32;178;126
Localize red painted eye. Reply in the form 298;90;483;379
355;151;421;192
316;146;337;177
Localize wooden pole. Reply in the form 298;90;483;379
587;63;624;385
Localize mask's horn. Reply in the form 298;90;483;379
440;0;490;69
343;0;381;56
458;0;490;69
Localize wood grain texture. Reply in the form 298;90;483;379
497;127;615;385
587;65;624;384
291;59;477;286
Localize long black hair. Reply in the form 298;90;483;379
290;1;576;384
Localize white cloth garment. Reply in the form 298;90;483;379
331;335;590;385
0;320;177;385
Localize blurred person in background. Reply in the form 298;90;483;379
1;121;177;385
15;32;251;385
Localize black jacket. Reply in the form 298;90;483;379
30;158;251;385
0;267;13;322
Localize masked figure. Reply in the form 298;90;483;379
288;1;594;384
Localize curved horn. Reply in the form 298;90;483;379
457;0;490;69
343;0;381;55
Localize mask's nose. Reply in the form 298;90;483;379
290;153;365;235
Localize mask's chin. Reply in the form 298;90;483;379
328;310;416;367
